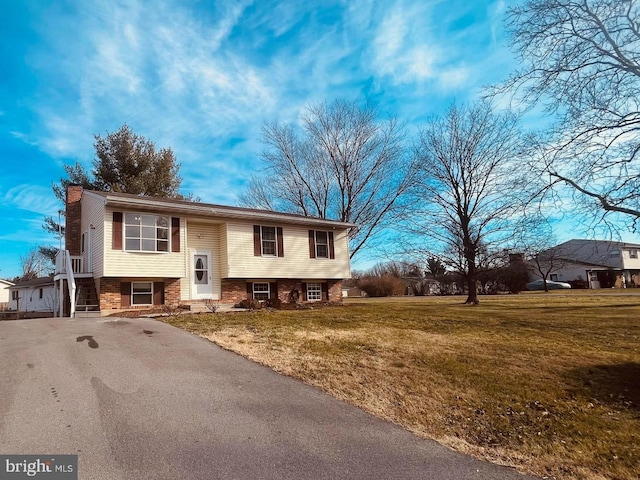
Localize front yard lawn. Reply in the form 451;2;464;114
163;293;640;480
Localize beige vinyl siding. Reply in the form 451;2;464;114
182;222;223;300
81;192;106;277
622;249;640;269
225;221;350;279
219;223;229;278
103;206;187;278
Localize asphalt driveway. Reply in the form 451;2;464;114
0;317;536;479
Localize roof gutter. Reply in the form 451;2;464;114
99;194;356;230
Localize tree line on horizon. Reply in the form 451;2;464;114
23;0;640;305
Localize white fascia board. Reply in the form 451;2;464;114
95;193;355;230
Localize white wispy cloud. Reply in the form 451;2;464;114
3;185;60;216
14;0;520;208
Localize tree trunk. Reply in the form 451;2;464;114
464;277;479;305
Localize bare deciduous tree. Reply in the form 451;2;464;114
407;103;525;305
18;248;53;281
239;100;413;259
514;216;567;292
499;0;640;229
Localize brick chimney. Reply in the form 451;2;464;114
65;185;83;255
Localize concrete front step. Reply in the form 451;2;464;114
74;311;101;318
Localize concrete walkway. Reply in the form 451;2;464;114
0;317;537;479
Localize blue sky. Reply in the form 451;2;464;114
0;0;620;279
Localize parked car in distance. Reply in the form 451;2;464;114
526;279;572;291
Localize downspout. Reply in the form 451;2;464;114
87;224;95;273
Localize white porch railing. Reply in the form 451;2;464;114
65;251;76;318
55;251;86;274
55;250;78;318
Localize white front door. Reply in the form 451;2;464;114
191;250;213;299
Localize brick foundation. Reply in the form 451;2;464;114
97;277;121;311
328;279;343;302
220;280;250;304
97;277;182;312
221;279;343;305
165;278;181;305
98;277;343;312
275;279;304;303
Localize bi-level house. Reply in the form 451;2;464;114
528;239;640;288
54;186;353;316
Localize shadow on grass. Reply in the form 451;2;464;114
490;303;640;311
565;362;640;411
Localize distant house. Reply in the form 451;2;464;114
342;286;365;298
529;239;640;288
0;279;14;309
54;186;354;316
8;276;56;314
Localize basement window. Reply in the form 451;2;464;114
252;283;270;301
306;283;322;301
132;282;153;305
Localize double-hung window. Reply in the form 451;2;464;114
253;282;270;301
125;213;169;252
309;229;334;259
306;283;322;301
315;231;329;258
132;282;153;305
261;226;277;256
630;249;638;259
253;225;283;257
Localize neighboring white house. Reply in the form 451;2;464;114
7;276;56;314
0;279;14;309
529;239;640;288
54;186;354;316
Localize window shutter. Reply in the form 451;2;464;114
113;212;123;250
302;282;308;301
246;282;253;300
253;225;262;256
308;230;316;258
276;227;284;257
322;282;329;301
171;217;180;252
120;282;131;307
328;232;335;259
270;282;278;301
153;282;164;305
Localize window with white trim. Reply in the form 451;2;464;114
253;282;270;301
307;283;322;301
261;226;277;256
260;227;278;257
132;282;153;305
315;231;329;258
124;213;169;252
630;249;638;259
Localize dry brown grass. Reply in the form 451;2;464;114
163;292;640;480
